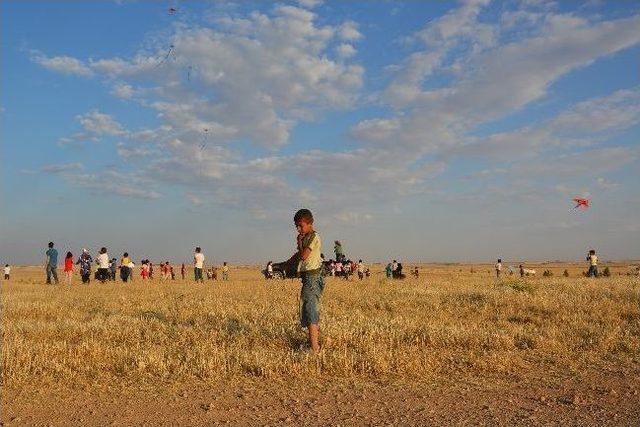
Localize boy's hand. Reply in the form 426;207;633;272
297;233;305;251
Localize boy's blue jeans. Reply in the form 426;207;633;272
587;266;598;277
46;265;59;284
300;271;324;327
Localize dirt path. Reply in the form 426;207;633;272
3;368;639;426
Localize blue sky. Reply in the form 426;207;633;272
1;0;639;265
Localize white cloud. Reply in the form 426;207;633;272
111;83;135;99
339;21;363;41
336;43;356;58
40;163;84;174
297;0;323;9
76;110;127;137
31;52;93;76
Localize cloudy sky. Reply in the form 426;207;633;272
1;0;639;265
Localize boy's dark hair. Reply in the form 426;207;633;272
589;249;596;255
294;208;314;224
66;252;72;258
195;247;201;253
498;258;502;263
48;242;54;248
124;252;129;257
6;264;9;267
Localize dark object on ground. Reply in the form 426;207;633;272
392;263;406;280
263;259;331;280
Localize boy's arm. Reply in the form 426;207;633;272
297;233;313;261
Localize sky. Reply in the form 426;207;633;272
1;0;639;265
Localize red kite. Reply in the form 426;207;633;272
573;197;590;210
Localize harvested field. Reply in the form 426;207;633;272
2;263;639;425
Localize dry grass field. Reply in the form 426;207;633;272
2;262;640;425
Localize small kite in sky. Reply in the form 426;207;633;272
200;128;209;151
168;6;178;14
573;197;590;210
155;44;176;68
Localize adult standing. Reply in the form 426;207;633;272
76;249;93;284
45;242;59;284
194;247;205;283
120;252;131;282
334;241;345;262
587;249;598;277
97;247;110;283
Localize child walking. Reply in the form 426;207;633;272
64;252;74;285
288;208;324;353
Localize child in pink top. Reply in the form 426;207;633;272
141;261;150;280
64;252;74;285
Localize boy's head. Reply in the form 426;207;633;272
48;242;54;248
589;249;596;255
294;208;314;234
498;258;502;263
195;247;201;253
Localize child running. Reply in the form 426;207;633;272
288;208;324;353
64;252;74;285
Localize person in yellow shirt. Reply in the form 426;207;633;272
222;262;229;281
120;252;132;282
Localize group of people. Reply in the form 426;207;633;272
385;260;408;279
41;242;230;285
493;249;600;278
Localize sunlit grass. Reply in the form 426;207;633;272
2;264;639;387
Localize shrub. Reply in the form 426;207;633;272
602;266;611;277
563;269;569;277
543;270;553;277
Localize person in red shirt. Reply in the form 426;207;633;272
64;252;74;285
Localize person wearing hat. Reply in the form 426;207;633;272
76;248;93;284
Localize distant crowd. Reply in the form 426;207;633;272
0;244;606;285
20;242;233;285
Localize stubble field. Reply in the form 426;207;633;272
2;262;639;426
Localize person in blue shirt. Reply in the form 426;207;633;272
45;241;59;284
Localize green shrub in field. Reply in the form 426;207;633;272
500;279;536;294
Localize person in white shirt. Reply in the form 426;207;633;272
4;264;10;280
194;247;205;283
495;258;502;278
266;261;273;279
97;247;110;283
357;260;365;280
128;261;135;282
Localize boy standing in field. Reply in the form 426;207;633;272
587;249;598;277
495;259;502;278
4;264;10;280
289;209;324;353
